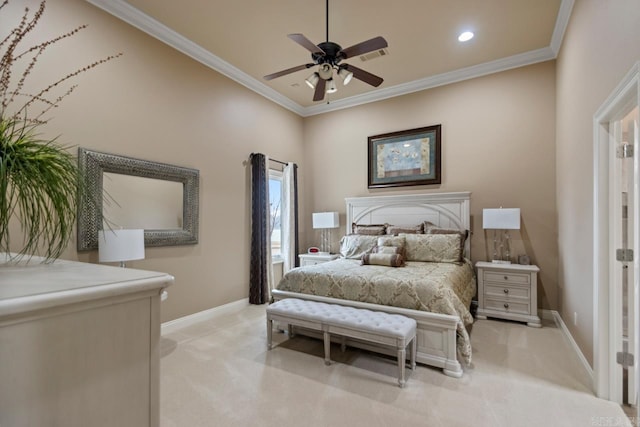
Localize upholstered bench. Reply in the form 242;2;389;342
266;298;417;388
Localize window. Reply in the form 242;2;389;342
269;170;283;260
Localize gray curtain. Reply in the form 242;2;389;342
249;153;273;304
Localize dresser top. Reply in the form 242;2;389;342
0;254;173;316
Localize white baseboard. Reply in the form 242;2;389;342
540;309;594;383
161;298;249;335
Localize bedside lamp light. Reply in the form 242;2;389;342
312;212;340;255
98;229;145;268
482;208;520;264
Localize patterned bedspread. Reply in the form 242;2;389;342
276;258;476;364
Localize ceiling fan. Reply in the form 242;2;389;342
263;0;388;102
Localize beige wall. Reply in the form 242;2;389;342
6;0;304;322
556;0;640;366
303;62;558;309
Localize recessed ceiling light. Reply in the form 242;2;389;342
458;31;474;42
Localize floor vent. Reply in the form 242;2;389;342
360;48;389;62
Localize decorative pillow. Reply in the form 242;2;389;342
376;235;406;257
423;221;469;257
372;245;403;255
377;235;406;248
339;235;378;259
361;253;404;267
399;233;463;263
351;223;387;235
386;224;424;235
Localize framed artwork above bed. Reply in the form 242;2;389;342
368;125;441;188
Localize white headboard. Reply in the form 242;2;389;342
345;192;472;257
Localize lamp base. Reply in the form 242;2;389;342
491;260;512;264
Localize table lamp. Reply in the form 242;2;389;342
312;212;340;255
98;229;145;268
482;208;520;264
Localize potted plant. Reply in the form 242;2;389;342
0;0;120;260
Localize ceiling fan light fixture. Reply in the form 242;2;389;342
338;67;353;85
326;78;337;94
305;72;320;89
318;63;333;80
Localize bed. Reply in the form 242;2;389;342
271;192;474;378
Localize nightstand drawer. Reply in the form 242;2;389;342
485;284;530;300
484;271;530;285
484;298;530;315
301;259;324;266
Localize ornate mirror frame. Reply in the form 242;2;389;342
77;148;199;251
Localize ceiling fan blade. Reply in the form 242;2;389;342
343;64;384;87
264;63;314;81
313;78;326;102
288;33;324;55
339;36;388;59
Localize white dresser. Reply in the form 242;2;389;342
298;253;340;266
475;261;541;327
0;254;173;426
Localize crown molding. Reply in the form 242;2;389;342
550;0;575;55
86;0;572;118
302;46;555;116
85;0;306;116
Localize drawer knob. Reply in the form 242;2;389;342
504;303;509;309
503;289;509;294
503;276;508;280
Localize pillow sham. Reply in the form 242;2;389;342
351;223;387;235
399;233;462;263
423;221;469;257
386;224;424;235
361;253;404;267
339;235;378;259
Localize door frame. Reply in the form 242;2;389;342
594;61;640;400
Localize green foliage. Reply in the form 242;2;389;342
0;116;79;259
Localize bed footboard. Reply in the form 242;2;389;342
271;290;463;378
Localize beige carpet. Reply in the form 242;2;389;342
160;304;628;427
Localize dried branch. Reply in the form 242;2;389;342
0;0;121;123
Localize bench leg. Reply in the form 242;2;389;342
411;337;417;370
288;324;294;338
397;347;406;388
267;317;273;350
324;331;331;366
340;336;347;353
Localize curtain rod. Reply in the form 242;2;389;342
249;152;288;166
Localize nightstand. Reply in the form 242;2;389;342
298;253;340;266
475;261;541;327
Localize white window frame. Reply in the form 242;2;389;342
269;169;284;263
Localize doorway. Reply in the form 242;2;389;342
594;62;640;415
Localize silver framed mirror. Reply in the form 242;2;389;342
77;148;199;251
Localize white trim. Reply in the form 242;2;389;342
304;47;555;116
85;0;573;118
541;309;594;383
161;298;249;335
85;0;305;116
593;61;640;399
550;0;575;55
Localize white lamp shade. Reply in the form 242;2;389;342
312;212;340;229
482;208;521;230
98;229;145;263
